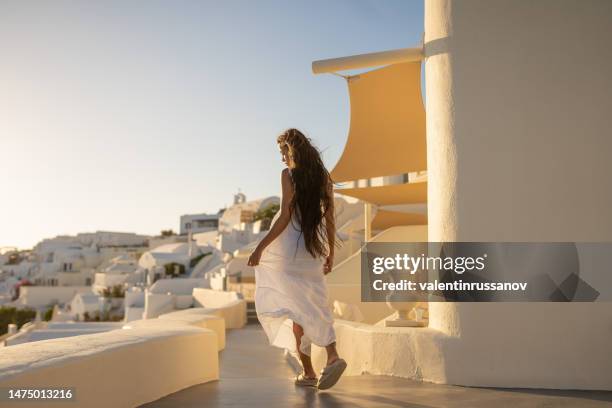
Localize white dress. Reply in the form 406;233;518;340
254;179;336;357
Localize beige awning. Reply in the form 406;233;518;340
372;210;427;230
331;61;426;183
336;181;427;206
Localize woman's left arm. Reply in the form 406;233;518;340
247;168;294;266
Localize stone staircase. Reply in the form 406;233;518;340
246;301;258;323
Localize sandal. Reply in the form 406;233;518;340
295;372;318;387
317;358;347;390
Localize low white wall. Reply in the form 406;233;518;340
94;272;128;288
47;322;123;330
143;293;175;319
2;321;46;347
149;278;208;295
128;309;226;351
0;318;219;407
142;288;247;329
313;308;612;391
142;293;192;318
142;289;197;319
124;290;145;307
124;306;144;322
7;328;117;346
311;320;447;382
124;290;145;322
193;288;247;329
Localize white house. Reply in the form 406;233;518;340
70;292;102;321
8;285;93;309
215;193;280;253
179;213;220;235
137;242;220;283
0;275;19;304
218;192;279;233
0;260;38;281
138;243;195;271
24;232;150;288
92;254;144;293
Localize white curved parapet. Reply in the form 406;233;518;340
0;312;220;408
310;319;447;382
311;315;612;391
139;284;248;330
192;288;247;329
155;309;226;350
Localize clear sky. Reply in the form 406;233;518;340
0;0;423;250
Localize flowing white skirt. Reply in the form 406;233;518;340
254;212;336;356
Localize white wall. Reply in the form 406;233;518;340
0;315;219;407
16;286;93;308
425;0;612;389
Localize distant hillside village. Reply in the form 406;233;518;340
0;190;365;344
0;192;277;335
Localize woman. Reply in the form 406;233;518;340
247;128;347;390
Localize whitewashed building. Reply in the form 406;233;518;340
70;292;101;321
179;213;220;235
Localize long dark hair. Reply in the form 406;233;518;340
277;128;341;259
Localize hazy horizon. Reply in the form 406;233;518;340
0;0;423;250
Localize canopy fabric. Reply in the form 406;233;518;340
336;181;427;206
372;209;427;231
331;61;426;183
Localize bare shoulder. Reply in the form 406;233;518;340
281;168;294;189
281;168;291;184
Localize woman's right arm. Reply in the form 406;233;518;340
247;168;294;266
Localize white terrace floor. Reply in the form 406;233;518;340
141;323;612;408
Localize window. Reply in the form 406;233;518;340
196;219;218;228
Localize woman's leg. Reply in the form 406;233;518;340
318;341;346;390
325;341;340;366
292;322;316;378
